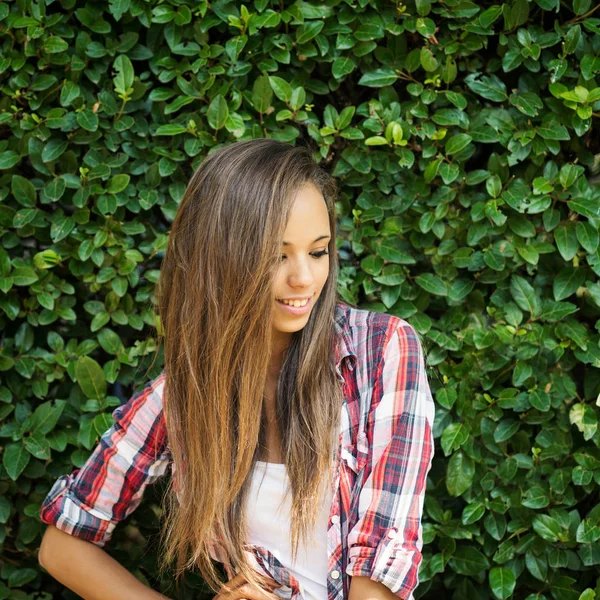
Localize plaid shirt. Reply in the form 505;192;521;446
40;302;436;600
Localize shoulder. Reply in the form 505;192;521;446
335;302;422;366
113;370;166;419
111;370;168;459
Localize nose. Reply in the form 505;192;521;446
287;257;314;288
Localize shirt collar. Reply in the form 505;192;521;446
334;303;357;373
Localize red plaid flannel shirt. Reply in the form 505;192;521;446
40;302;436;600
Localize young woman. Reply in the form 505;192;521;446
38;138;436;600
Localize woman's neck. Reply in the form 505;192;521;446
269;332;291;378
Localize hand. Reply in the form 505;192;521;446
214;572;280;600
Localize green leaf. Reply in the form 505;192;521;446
336;106;355;130
510;275;540;316
106;174;130;194
50;215;74;242
415;273;448;296
570;403;598;441
360;254;384;275
525;551;548;581
568;197;600;219
486;175;502;198
509;91;543;116
420;47;439;72
332;57;355;79
448;546;489;575
446;450;475;496
424;156;443;183
575;221;599;253
155;124;188;136
11;267;38;286
43;36;68;53
3;443;30;481
445;133;472;155
536;123;570;140
98;328;124;354
508;215;536;237
537;300;578;321
41;139;68;163
8;568;37;587
76;109;99;132
23;432;51;460
0;496;10;523
573;0;591;14
554;223;579;261
113;54;134;93
462;501;485;525
289;87;306;111
296;20;324;44
439;162;460;184
533;514;562;542
464;73;508;102
522;485;550;508
269;76;292;102
11;175;36;206
436;387;457;410
559;163;585;188
93;412;115;436
441;423;469;456
494;419;520;442
207;94;229;130
225;35;247;62
553;267;586;301
358;68;398;87
529;390;551;412
557;317;588;350
44;177;67;201
76;356;107;399
31;400;66;436
251;76;272;113
60;81;81;107
0;151;20;169
489;567;516;600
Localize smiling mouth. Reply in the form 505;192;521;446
276;297;311;306
275;295;314;312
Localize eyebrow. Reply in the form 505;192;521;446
282;235;331;246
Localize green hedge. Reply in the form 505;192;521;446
1;0;600;598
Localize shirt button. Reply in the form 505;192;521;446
331;570;340;580
331;515;340;524
387;529;397;539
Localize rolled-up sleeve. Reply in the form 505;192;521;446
39;372;172;547
345;321;436;599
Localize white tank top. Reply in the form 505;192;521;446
246;460;332;600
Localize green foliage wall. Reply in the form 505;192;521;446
1;0;600;598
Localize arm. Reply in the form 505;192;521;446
349;576;398;600
346;321;436;600
39;525;169;600
38;373;172;598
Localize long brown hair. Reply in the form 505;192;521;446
154;138;345;597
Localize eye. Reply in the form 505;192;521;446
280;250;329;261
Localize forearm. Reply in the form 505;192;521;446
39;525;170;600
349;575;400;600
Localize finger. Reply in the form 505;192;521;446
255;574;279;592
216;576;279;600
224;572;278;592
230;582;278;600
218;573;249;595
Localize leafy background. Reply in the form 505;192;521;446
1;0;600;598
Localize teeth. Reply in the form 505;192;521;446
279;298;309;307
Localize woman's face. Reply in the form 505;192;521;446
272;183;331;344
